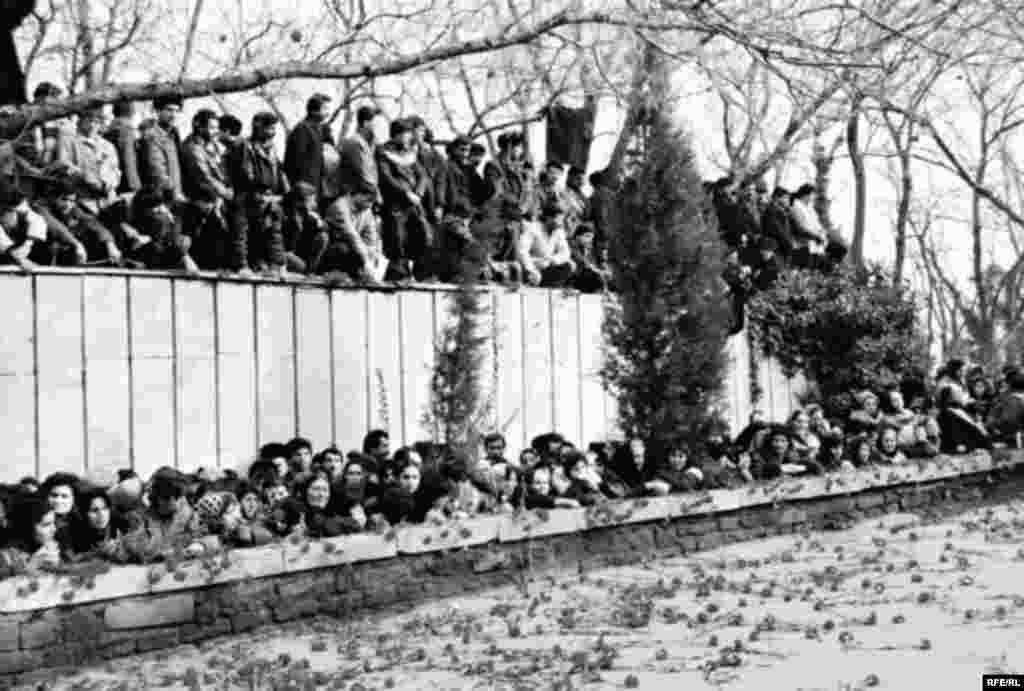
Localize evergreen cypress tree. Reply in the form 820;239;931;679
601;100;732;452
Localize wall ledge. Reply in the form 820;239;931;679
1;449;1018;615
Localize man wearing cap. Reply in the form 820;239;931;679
284;93;331;201
518;199;574;287
376;117;433;280
54;107;121;215
337;104;381;202
140;95;185;202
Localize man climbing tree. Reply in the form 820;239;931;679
0;0;35;106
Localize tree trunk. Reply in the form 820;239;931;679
893;141;912;284
606;43;657;180
846;102;866;267
76;0;96;91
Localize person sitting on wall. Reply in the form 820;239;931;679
0;177;48;270
569;222;608;293
560;450;606;506
321;182;387;283
122;187;199;272
519;199;575;287
936;381;992;454
376;117;434;281
281;182;328;274
37;177;122;266
180;108;234;270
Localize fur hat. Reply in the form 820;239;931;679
195;491;235;521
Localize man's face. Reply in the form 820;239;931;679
352;192;375;213
399;465;421;494
770;434;789;456
393;130;414;150
452;143;470;165
414;125;427;144
153;494;178;518
158;105;181;128
197;118;219;142
469;150;484;167
0;207;17;230
310;104;327;123
485;440;505;461
78;116;101;138
530;469;551;496
55;194;76;216
544;165;561;185
257;122;278;143
510;143;525;159
290;446;312;472
373;436;391;460
567;171;583;190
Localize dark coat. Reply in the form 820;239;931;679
284;118;326;194
139;124;183;197
104;119;142;193
987;392;1024;445
937;407;992;454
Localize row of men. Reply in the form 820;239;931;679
2;88;608;290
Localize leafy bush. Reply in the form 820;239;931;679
601;111;733;450
746;263;928;417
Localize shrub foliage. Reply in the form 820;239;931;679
746;263;929;417
601;111;733;450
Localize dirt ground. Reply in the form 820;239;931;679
42;500;1024;691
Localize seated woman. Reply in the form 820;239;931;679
654;445;704;493
611;438;671;497
816;432;853;473
872;425;908;465
751;425;800;480
296;474;347;538
329;457;379;533
904;420;941;459
881;389;918;448
0;497;61;577
788;409;821;463
847;391;883;438
375;461;447;525
523;465;580;510
561;451;607;506
70;487;132;559
39;472;81;553
846;435;874;468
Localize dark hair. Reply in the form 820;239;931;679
560;449;587;473
389;118;413;139
75;486;111;516
0;178;26;209
356;105;381;126
287;438;312;456
153;95;184;111
149;475;184;501
469;143;485;155
192;108;219;130
588;170;605;188
252;111;279;130
568;166;585;177
39;472;80;499
362;429;389;455
112;101;134;118
33;82;62;101
306;93;331;115
51;175;78;199
259;442;289;460
7;496;53;552
483;433;506;448
218;114;243;136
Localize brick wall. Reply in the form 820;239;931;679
0;451;1021;687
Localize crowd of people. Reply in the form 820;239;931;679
1;356;1021;581
0;84;610;291
709;177;849;332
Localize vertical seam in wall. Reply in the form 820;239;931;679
548;290;557;434
212;282;223;468
170;279;180;470
30;274;40;479
292;286;301;438
396;292;408;445
431;291;440;442
327;287;337;446
80;275;89;472
125;277;135;471
364;290;372;434
490;290;498;438
576;293;584;447
253;284;261;450
519;291;527;450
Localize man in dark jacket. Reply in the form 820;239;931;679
284;93;330;202
337;104;381;202
181;109;233;269
227;111;289;276
987;370;1024;446
139;96;185;201
376;117;433;280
